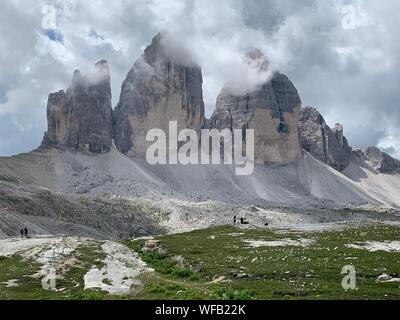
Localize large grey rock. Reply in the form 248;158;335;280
361;147;400;174
210;50;302;164
114;33;206;157
42;60;113;153
299;107;351;171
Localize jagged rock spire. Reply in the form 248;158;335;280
299;107;351;171
42;61;113;153
210;50;302;164
113;33;205;157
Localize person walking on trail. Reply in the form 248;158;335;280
23;227;28;238
20;229;24;238
233;216;237;225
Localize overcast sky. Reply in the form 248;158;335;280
0;0;399;157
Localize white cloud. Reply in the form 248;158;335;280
1;0;400;158
378;119;400;159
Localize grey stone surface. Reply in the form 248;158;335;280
210;72;301;128
361;146;400;174
0;182;164;239
42;60;113;153
299;107;351;171
114;33;206;157
210;51;302;163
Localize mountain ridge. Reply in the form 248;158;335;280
1;32;400;238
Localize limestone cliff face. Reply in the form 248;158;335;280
359;147;400;174
42;61;113;153
299;107;351;171
210;57;302;164
114;33;206;157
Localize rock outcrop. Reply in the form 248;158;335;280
360;146;400;174
299;107;351;171
114;33;206;157
210;51;302;164
42;60;113;153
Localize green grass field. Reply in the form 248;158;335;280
1;225;400;300
0;244;111;300
127;225;400;300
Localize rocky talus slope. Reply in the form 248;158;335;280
1;144;400;238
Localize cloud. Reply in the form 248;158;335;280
378;117;400;159
0;0;400;159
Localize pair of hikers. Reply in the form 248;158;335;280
20;227;28;238
233;216;269;227
233;216;249;225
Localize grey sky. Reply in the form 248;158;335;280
0;0;399;157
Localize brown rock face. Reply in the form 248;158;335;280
299;107;351;171
210;52;302;164
113;33;206;157
42;60;113;153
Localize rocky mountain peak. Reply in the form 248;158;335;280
71;69;83;85
143;32;166;64
113;33;205;157
244;49;270;72
42;60;113;153
361;146;400;174
95;59;109;70
299;107;351;171
210;62;302;164
333;123;344;147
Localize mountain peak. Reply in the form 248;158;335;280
42;62;113;153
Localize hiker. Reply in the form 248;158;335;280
20;229;24;238
240;217;244;224
233;216;237;224
24;227;28;238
